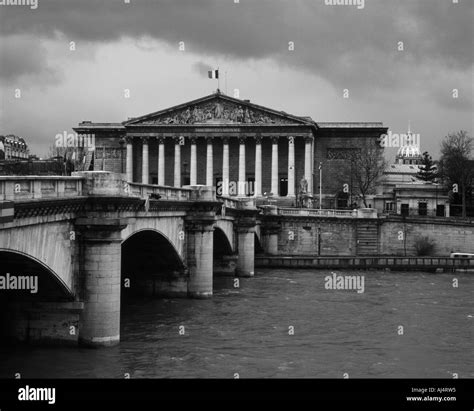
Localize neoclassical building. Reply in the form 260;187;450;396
74;90;387;206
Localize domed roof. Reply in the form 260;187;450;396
397;144;421;158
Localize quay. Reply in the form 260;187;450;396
256;256;474;272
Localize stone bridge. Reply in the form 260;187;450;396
0;172;260;347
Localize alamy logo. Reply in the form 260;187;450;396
18;385;55;405
217;180;254;196
324;0;365;10
0;273;38;294
55;132;95;149
325;272;365;293
379;130;420;148
0;0;38;9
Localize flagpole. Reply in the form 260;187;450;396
217;66;220;91
225;70;227;95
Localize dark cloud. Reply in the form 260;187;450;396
0;0;472;106
192;61;213;77
0;35;59;85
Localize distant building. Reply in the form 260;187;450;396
0;135;30;160
374;140;449;217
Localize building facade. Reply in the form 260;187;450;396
0;135;30;160
74;91;387;206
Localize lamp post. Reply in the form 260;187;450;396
319;162;322;210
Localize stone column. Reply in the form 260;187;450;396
222;138;230;196
174;138;181;187
141;137;149;184
271;137;279;196
76;218;127;347
125;137;133;183
185;214;215;298
288;136;295;197
206;137;213;187
304;137;313;195
158;137;165;186
254;136;262;197
238;137;246;196
190;138;197;186
236;219;255;277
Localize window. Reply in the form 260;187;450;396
385;202;394;211
401;204;409;216
436;205;445;217
279;178;288;197
418;202;427;216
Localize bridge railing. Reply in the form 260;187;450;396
275;207;357;218
0;176;83;201
269;207;378;218
127;182;192;201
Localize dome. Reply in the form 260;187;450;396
397;144;421;158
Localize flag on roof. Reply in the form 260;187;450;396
208;69;219;79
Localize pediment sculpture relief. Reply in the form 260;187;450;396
139;100;294;125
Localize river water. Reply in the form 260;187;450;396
0;269;473;378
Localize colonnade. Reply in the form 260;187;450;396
125;136;313;196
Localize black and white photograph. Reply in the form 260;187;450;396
0;0;473;408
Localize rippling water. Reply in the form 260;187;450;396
0;269;473;378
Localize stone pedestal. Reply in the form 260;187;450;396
185;214;216;298
76;218;127;347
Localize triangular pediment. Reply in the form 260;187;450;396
124;92;312;126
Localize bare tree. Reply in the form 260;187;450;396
346;139;386;208
439;130;474;218
45;143;90;173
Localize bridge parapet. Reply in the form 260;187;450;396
0;176;83;201
220;196;256;210
269;207;378;218
128;182;192;201
75;172;199;201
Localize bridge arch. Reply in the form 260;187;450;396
213;227;233;256
121;229;187;299
0;249;74;299
214;219;234;252
0;249;76;345
121;217;186;261
0;222;75;295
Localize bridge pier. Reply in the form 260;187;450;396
77;218;127;347
236;218;256;277
185;214;215;298
262;223;280;256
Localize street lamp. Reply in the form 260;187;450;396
319;162;322;210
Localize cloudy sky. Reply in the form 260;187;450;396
0;0;472;159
